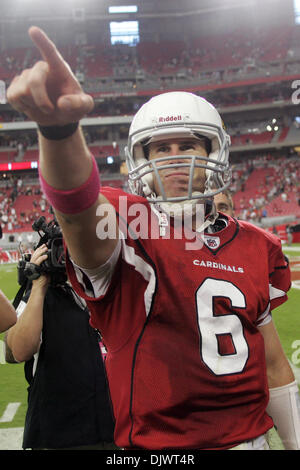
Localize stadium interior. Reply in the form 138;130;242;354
0;0;300;260
0;0;300;452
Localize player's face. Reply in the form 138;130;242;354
148;138;207;199
214;192;234;216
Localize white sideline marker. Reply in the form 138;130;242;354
0;427;23;450
0;402;21;423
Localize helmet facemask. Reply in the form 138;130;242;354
125;93;231;216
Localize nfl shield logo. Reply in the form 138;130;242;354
204;236;220;249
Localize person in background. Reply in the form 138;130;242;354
286;225;293;246
5;243;117;450
214;189;235;217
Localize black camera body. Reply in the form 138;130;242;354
17;216;67;286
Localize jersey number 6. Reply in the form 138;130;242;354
196;278;249;376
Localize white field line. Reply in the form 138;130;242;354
0;403;23;449
0;403;21;423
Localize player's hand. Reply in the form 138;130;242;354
30;244;50;290
6;26;94;126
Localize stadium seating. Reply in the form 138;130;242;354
0;21;300;239
233;157;300;221
0;25;296;86
263;191;300;218
0;144;119;164
231;131;274;146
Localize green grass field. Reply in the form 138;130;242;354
0;247;299;447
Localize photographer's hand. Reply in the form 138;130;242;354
30;244;50;291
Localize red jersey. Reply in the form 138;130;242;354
66;188;291;450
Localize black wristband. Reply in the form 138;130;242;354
38;122;79;140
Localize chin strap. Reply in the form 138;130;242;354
151;196;218;237
196;206;218;234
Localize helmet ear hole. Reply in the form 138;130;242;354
141;142;150;160
194;133;212;155
143;145;150;159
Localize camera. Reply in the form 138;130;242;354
17;216;67;286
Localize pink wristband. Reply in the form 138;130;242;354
39;155;101;214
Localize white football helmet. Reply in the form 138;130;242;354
125;91;231;204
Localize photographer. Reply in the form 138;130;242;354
5;219;116;450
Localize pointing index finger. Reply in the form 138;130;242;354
28;26;65;70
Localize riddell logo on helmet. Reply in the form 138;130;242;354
159;115;182;123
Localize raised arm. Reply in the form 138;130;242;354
7;26;118;269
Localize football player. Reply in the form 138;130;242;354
7;26;300;451
214;190;235;217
